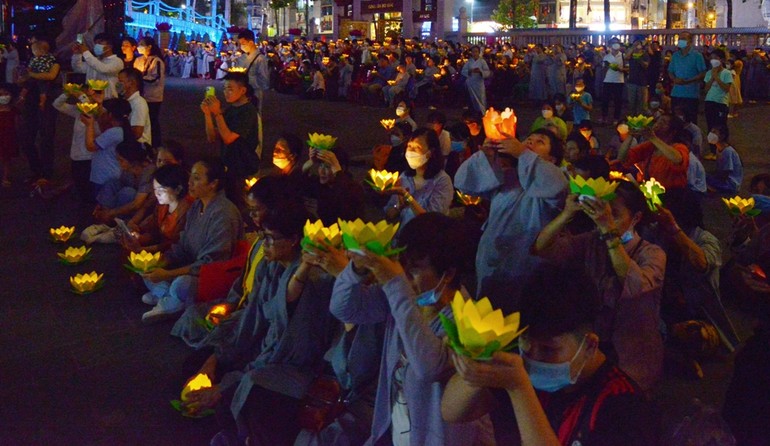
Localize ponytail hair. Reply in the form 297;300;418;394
102;98;136;145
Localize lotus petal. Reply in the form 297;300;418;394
181;373;212;401
449;292;527;358
86;79;109;91
307;133;338;151
569;175;619;200
482;107;517;141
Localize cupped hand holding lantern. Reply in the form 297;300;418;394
451;349;530;391
175;373;220;417
345;247;405;285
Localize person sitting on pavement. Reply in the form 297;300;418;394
530;101;568;142
301;147;365;225
141;157;243;324
182;202;336;446
706;125;743;194
441;265;660;445
532;181;666;392
93;140;154;223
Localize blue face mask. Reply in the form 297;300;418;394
522;336;587;393
390;135;402;146
677;40;688;49
415;273;446;307
450;140;465;152
93;44;105;56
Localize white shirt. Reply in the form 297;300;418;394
2;48;19;83
52;93;96;161
603;52;625;84
71;52;124;99
126;91;152;145
687;152;707;193
439;129;452;156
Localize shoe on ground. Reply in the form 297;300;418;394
142;292;159;306
142;304;183;324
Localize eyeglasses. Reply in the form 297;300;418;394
263;233;288;246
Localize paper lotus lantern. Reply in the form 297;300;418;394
181;373;212;401
301;219;342;252
366;169;399;192
433;73;442;79
69;271;105;294
609;63;621;71
440;292;527;360
456;190;482;206
387;80;396;86
307;133;337;151
380;119;396;131
205;304;230;326
76;102;100;116
640;178;666;212
722;196;761;217
626;114;654;130
86;79;109;91
126;250;162;273
57;246;92;265
50;226;75;243
244;177;258;190
482;107;517;141
416;69;424;75
227;66;247;73
63;83;83;95
338;218;402;256
609;170;627;181
569;175;620;201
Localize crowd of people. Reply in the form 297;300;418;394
2;26;770;445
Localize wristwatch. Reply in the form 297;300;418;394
598;230;620;242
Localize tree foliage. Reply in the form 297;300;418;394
491;0;539;30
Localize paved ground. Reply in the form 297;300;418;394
0;77;768;444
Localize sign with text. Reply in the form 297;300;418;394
412;9;436;21
363;0;403;13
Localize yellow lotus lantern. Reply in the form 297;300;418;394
126;250;162;273
387;80;396;86
50;226;75;243
569;175;620;201
181;373;212;401
76;102;100;116
57;246;92;265
640;178;666;212
440;292;527;359
416;69;424;75
301;219;343;252
86;79;109;91
307;133;337;151
380;119;396;130
338;218;402;256
244;177;258;190
63;83;83;95
170;372;216;417
366;169;399;192
722;196;761;217
626;114;654;131
456;190;482;206
482;107;517;141
205;304;230;326
609;170;627;181
227;66;247;73
69;271;105;294
433;73;442;80
322;56;330;64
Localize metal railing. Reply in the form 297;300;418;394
465;27;770;49
126;0;231;42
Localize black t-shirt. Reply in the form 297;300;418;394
222;101;260;179
490;362;659;445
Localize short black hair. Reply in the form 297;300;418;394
119;67;144;92
247;175;297;208
426;110;446;126
122;36;137;46
238;29;256;42
262;201;309;240
750;173;770;192
572;155;610;179
278;132;305;158
196;156;227;191
116;140;149;165
153;164;188;198
398;213;476;287
406;128;444;180
393;121;413;140
663;187;703;231
530;128;564;166
157;140;185;165
520;265;601;339
93;32;115;49
615;179;649;217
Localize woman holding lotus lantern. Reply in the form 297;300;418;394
532;180;666;392
383;128;453;230
455;108;567;315
183;203;336;445
618;114;689;190
331;213;492;446
141;158;243;324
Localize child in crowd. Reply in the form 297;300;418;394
567;78;592;125
707;125;743;194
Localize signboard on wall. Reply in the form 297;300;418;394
413;9;436;21
362;0;403;13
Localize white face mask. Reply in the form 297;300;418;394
707;132;719;144
710;59;721;68
611;43;621;50
0;95;11;105
405;151;428;169
575;86;584;92
396;107;406;117
542;109;554;119
273;157;291;170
